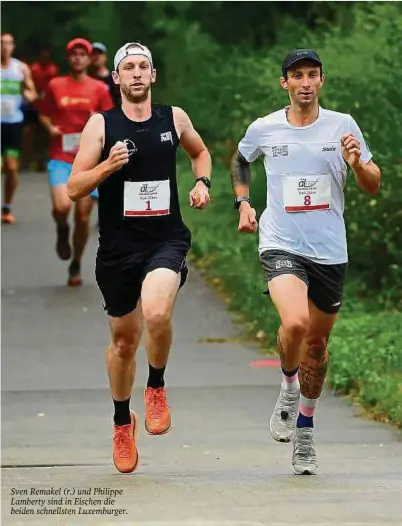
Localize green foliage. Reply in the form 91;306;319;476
330;312;402;426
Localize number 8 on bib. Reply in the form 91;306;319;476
282;174;331;212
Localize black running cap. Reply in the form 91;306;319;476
282;49;322;76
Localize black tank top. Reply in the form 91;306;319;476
97;105;191;261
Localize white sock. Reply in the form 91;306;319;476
281;369;300;392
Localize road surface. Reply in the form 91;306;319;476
2;171;401;525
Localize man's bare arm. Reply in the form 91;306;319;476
21;63;37;103
68;114;127;201
39;114;59;136
341;132;381;195
352;160;381;195
173;106;211;180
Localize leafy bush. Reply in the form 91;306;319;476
330;312;402;426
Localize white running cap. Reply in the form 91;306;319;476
113;42;153;71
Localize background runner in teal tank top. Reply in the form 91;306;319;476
1;57;24;124
1;33;37;224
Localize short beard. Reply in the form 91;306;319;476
121;84;150;103
293;97;317;112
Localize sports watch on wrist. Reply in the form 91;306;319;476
234;196;251;209
195;176;211;189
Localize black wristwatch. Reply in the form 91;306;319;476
196;176;211;189
234;196;251;209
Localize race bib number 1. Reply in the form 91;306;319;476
124;180;170;217
283;174;331;212
62;133;81;153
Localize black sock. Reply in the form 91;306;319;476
113;398;131;426
68;260;80;275
147;363;166;388
2;204;11;214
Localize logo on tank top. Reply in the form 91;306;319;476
272;145;288;158
160;131;173;144
322;146;336;152
123;139;137;156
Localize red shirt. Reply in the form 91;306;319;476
42;75;113;163
31;62;59;111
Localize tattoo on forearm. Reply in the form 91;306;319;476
299;343;329;399
230;150;250;190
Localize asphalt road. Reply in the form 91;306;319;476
1;171;401;525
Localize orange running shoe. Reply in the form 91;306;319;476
113;410;139;474
2;211;16;224
144;387;171;435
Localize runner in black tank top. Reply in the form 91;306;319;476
97;104;191;262
67;42;212;474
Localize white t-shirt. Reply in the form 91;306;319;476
238;107;372;264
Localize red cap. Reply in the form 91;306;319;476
66;38;92;55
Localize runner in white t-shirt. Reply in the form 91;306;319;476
230;49;381;475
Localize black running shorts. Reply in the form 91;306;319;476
23;104;39;125
260;249;347;315
95;239;190;318
1;123;23;156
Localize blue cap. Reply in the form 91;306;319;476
92;42;107;53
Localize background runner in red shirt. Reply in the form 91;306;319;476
23;47;59;171
40;38;113;286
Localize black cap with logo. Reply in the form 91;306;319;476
282;49;322;77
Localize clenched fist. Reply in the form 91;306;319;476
189;181;210;210
107;141;129;173
341;133;361;169
238;202;258;233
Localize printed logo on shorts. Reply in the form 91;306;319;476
322;146;336;152
272;145;288;158
160;131;173;144
275;259;293;270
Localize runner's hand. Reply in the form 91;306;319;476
107;141;129;172
238;202;258;233
189;181;210;209
341;133;361;168
49;125;62;137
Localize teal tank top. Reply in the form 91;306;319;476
1;58;24;124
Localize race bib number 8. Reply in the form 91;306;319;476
124;180;170;217
62;133;81;153
283;174;331;212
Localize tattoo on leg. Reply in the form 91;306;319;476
299;342;329;399
277;331;286;369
